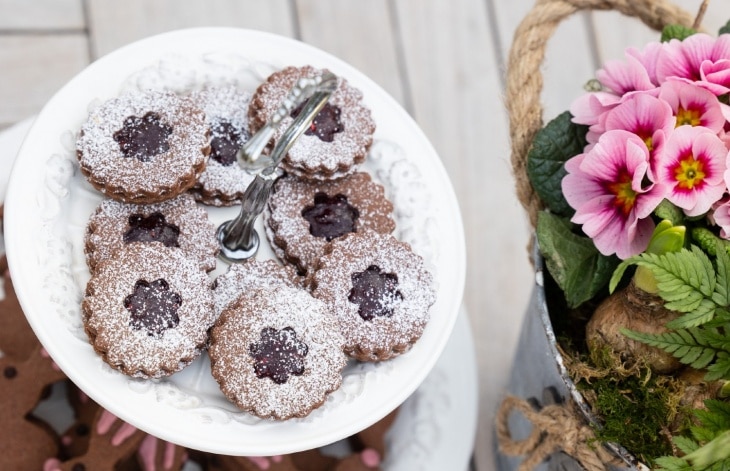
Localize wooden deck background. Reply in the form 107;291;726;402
2;0;730;469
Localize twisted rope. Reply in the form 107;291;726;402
506;0;695;228
496;395;620;470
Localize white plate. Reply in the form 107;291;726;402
4;28;466;456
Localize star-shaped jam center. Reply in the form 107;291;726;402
248;327;308;384
301;192;359;241
348;265;403;321
291;100;344;142
123;212;180;248
210;120;247;166
113;112;173;161
124;279;181;336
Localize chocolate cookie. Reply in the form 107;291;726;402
76;91;210;204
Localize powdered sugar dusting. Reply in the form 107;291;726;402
190;86;256;206
266;172;395;276
209;285;347;420
312;230;435;361
82;243;215;379
84;193;218;273
76;91;209;203
250;66;375;179
212;259;299;316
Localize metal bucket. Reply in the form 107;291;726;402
493;243;647;471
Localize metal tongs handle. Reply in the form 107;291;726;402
217;71;339;263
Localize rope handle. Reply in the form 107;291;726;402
505;0;698;229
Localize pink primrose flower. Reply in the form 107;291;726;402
656;125;728;216
711;197;730;239
597;44;661;95
562;130;667;259
657;34;730;94
658;80;725;133
603;92;674;165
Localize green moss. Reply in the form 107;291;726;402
582;372;674;465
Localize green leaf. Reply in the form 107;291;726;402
654;456;693;471
655;200;686;227
526;112;587;217
536;211;618;308
674;435;701;455
632;247;716;313
662;24;697;42
720;20;730;36
715;241;730;307
622;328;717;368
706;352;730;381
665;299;717;329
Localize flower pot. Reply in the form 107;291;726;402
494;243;646;470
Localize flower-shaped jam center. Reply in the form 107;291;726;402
124;279;181;336
348;265;403;321
123;212;180;247
301;192;359;241
248;327;308;384
113;111;173;161
291;99;344;142
210;120;247;166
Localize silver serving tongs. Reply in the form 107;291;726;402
216;71;339;263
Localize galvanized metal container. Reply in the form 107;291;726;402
494;245;647;471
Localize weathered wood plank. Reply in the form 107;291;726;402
86;0;295;58
0;34;88;128
294;0;404;105
393;1;533;469
0;0;84;30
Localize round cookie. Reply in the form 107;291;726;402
266;172;395;276
82;242;216;379
212;259;302;317
209;285;347;420
249;65;375;180
76;90;210;204
84;193;219;274
311;230;435;361
190;86;256;206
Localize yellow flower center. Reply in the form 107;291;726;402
676;106;702;127
674;154;705;190
607;170;637;216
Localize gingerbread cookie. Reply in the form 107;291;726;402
76;90;210;204
266;172;395;276
249;66;375;180
209;285;346;420
311;230;436;361
0;254;37;360
190;86;256;206
82;242;216;378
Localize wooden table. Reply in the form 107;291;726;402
2;0;729;469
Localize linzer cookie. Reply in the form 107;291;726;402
266;172;395;276
82;243;215;379
84;193;218;274
76;91;210;204
190;86;255;206
212;259;301;317
209;285;346;420
249;65;375;179
311;230;435;361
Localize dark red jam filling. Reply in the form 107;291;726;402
301;192;359;241
348;265;403;321
210;120;247;166
113;111;173;161
3;366;17;379
123;212;180;248
291;100;344;142
249;327;308;384
124;279;181;336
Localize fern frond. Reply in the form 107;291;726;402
621;328;717;369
